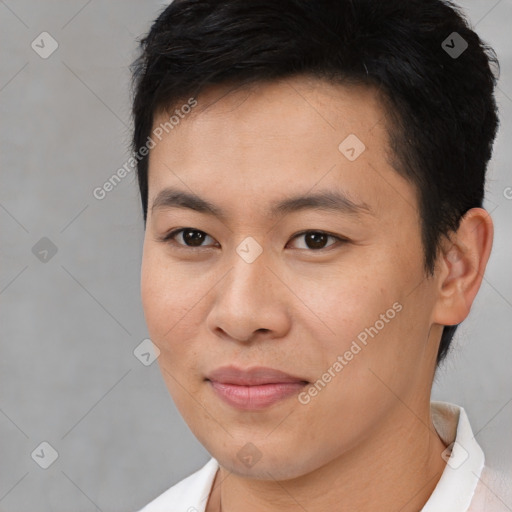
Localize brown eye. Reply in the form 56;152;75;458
180;229;207;247
163;228;217;248
289;231;344;250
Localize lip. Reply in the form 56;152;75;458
206;366;308;410
206;365;308;385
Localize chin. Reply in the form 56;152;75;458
210;441;321;481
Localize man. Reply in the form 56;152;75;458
131;0;508;510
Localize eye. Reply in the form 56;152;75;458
288;230;345;250
161;228;218;248
160;228;346;251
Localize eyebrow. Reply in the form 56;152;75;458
151;187;372;220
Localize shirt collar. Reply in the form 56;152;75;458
420;401;485;511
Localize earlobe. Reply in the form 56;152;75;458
431;208;494;327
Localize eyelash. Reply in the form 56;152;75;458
159;228;348;252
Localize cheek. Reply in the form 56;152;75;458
140;248;194;356
141;254;204;411
304;279;430;423
140;245;218;394
141;252;168;339
292;266;394;346
290;255;419;398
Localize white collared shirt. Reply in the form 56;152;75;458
137;401;511;511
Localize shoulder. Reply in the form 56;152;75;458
136;458;219;512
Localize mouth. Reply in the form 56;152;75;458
205;366;309;410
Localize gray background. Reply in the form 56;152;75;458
0;1;511;511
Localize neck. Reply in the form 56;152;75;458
209;400;448;512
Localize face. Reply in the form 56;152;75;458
141;76;442;480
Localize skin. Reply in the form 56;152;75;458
140;75;494;511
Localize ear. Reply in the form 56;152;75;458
431;208;494;326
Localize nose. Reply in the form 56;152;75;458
206;245;291;344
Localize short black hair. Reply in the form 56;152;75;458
130;0;500;365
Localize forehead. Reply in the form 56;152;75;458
154;76;388;148
147;76;417;224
